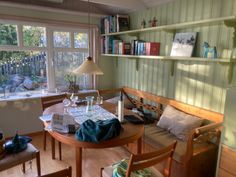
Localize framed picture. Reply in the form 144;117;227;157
170;32;197;57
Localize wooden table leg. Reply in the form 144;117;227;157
137;137;142;154
51;136;55;159
75;147;82;177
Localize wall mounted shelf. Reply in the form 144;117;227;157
101;54;234;63
101;15;236;36
101;15;236;84
101;54;236;83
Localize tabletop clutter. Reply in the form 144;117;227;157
40;92;144;143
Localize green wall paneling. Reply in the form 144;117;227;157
111;0;236;114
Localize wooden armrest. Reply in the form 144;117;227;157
195;122;222;135
98;88;122;96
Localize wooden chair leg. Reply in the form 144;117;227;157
100;167;104;177
36;151;41;176
43;130;47;151
51;136;55;159
59;141;62;161
22;163;26;173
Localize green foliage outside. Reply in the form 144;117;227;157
0;24;17;46
0;24;45;65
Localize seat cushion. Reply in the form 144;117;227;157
102;165;164;177
0;143;38;171
144;125;216;163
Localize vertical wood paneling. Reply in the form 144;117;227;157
112;0;235;113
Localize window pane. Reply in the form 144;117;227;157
0;51;47;97
54;52;92;91
23;26;46;47
0;24;18;46
74;32;88;48
53;32;70;48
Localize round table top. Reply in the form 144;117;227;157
43;102;144;149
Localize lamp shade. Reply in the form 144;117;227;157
73;57;104;75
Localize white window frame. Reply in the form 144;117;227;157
0;19;98;93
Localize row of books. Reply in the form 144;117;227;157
100;15;129;34
101;37;160;56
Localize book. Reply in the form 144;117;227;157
116;15;129;32
123;43;131;55
170;32;197;57
146;42;160;56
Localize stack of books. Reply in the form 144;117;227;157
100;14;129;34
101;37;160;56
131;41;160;56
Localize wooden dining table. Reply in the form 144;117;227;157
43;101;144;177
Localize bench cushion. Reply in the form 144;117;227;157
0;143;38;171
144;125;217;163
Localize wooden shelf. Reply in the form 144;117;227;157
101;54;235;63
101;15;236;36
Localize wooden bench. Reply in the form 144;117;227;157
98;86;223;177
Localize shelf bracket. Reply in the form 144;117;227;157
135;58;139;71
115;57;118;68
228;62;234;84
170;60;175;76
224;21;236;48
164;29;176;34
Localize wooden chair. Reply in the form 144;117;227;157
38;166;72;177
101;141;177;177
0;143;41;176
41;94;67;160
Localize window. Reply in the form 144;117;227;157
0;21;94;99
0;24;18;46
53;31;70;48
23;25;46;47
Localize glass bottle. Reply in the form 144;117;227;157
85;96;94;116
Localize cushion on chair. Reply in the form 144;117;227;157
0;143;38;171
102;165;164;177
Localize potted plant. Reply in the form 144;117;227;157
64;73;79;93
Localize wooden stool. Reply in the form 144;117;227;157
0;143;41;176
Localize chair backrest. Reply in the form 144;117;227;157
126;141;177;177
41;94;67;111
38;166;72;177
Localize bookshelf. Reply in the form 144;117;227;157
101;15;236;36
101;15;236;83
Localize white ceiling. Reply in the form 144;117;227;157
80;0;175;13
0;0;176;14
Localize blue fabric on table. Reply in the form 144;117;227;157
75;118;122;143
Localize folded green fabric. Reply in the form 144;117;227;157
112;159;152;177
75;118;121;143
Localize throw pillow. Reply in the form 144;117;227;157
157;105;203;141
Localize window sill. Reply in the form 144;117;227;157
0;92;63;102
0;89;98;102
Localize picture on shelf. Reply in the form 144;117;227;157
170;32;197;57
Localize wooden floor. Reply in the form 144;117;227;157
0;133;130;177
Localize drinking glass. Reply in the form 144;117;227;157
96;96;103;105
85;96;94;116
70;94;78;107
63;98;71;113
